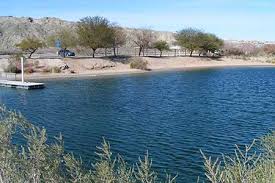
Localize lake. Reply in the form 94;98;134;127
0;67;275;182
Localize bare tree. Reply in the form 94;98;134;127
263;44;275;55
110;26;126;57
132;29;156;57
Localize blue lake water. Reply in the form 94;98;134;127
0;67;275;182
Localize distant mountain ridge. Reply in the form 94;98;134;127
0;16;274;51
0;16;175;51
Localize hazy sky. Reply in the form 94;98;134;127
1;0;275;41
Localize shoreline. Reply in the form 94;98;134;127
24;63;275;81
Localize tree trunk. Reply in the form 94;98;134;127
113;47;117;57
92;48;96;58
138;46;142;57
190;50;193;57
28;49;37;58
160;51;162;57
63;48;67;58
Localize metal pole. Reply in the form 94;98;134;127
21;57;24;83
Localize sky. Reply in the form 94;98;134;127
1;0;275;41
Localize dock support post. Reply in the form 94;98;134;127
21;57;24;83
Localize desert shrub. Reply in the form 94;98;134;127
42;67;51;73
51;66;61;73
263;44;275;55
0;106;177;183
4;64;21;73
3;54;23;73
266;58;275;64
223;42;262;57
0;106;274;183
25;67;35;74
201;132;275;183
129;57;149;70
42;66;61;73
224;47;245;56
34;60;40;68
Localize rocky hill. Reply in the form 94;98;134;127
1;16;273;52
0;16;175;51
0;16;74;51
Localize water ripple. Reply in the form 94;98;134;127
0;67;275;182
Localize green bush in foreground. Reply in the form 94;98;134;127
201;133;275;183
0;106;176;183
0;105;274;183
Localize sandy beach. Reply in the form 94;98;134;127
1;56;274;80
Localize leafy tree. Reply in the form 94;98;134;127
16;38;44;58
110;26;126;57
175;28;202;57
153;40;170;57
47;28;77;57
198;33;224;56
133;29;156;57
77;16;114;58
176;28;223;57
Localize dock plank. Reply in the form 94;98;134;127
0;80;44;90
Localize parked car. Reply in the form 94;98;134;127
58;49;75;57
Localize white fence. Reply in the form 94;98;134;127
76;47;190;57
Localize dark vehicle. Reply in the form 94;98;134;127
58;49;75;57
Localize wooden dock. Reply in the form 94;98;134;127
0;80;44;90
0;58;45;90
